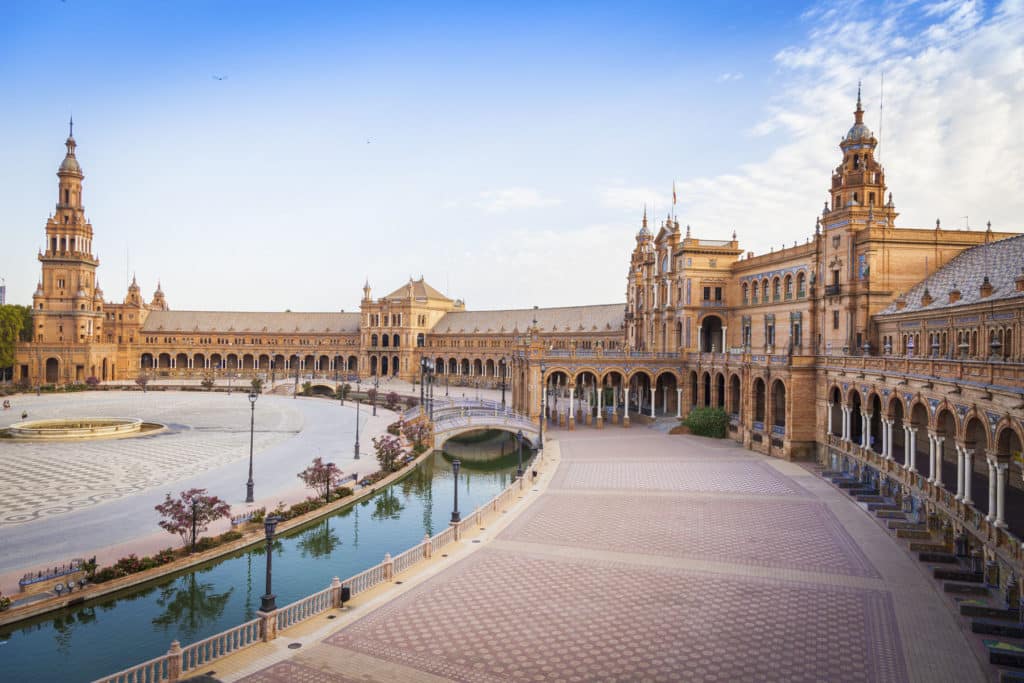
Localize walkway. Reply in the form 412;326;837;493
217;429;986;682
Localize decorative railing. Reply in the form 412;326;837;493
771;425;785;436
753;421;764;432
275;586;333;631
96;447;546;683
181;618;261;674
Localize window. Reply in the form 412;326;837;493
832;270;839;286
64;189;69;204
742;283;749;304
703;286;711;301
772;278;780;301
832;310;840;330
797;272;806;297
714;287;722;302
751;282;758;302
784;276;792;300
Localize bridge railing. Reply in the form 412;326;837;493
94;440;547;683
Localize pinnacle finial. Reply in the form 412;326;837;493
69;115;74;138
856;81;862;110
642;204;647;228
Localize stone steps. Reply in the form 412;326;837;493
867;502;900;512
919;552;959;564
909;540;946;552
986;640;1024;669
897;529;934;540
963;604;1020;622
974;619;1024;639
945;582;991;596
934;568;984;582
875;510;906;520
855;495;886;503
1000;669;1024;681
892;521;927;531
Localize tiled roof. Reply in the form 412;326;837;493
142;310;361;334
434;304;625;334
879;233;1024;314
382;278;451;302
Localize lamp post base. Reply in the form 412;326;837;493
260;593;277;612
245;481;254;503
354;442;360;459
451;512;461;523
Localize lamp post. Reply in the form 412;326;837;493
246;390;258;502
190;495;199;554
429;369;435;421
500;357;507;408
445;371;449;397
539;362;546;452
260;515;280;612
293;357;299;398
450;458;461;523
516;429;524;478
270;359;275;385
372;374;379;417
354;399;361;459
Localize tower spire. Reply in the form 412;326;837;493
642;204;647;229
854;80;864;123
69;115;74;138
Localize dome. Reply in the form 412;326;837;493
846;122;873;141
59;155;81;173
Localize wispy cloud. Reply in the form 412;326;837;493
676;0;1024;253
716;71;744;82
474;187;561;213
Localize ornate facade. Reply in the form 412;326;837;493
12;92;1024;582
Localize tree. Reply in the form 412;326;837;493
301;381;312;396
297;456;344;502
154;488;231;550
336;383;351;403
402;420;431;450
367;387;377;404
0;304;32;374
201;376;214;390
135;375;149;391
373;434;404;473
85;376;100;387
385;391;399;409
250;377;263;393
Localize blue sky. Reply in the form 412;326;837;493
2;1;1020;311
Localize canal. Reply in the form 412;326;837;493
1;431;529;682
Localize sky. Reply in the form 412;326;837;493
1;0;1021;312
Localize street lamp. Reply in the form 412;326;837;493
270;359;275;385
354;399;361;459
293;357;300;398
372;374;379;417
190;495;199;554
260;515;280;612
450;458;461;523
500;357;507;408
516;429;524;478
246;390;258;502
539;362;546;452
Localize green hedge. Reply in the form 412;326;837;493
683;407;728;438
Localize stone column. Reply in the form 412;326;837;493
926;434;936;482
996;462;1008;528
721;326;727;353
963;448;974;505
697;327;703;353
650;388;656;418
955;444;965;501
907;428;918;473
622;387;630;427
933;434;945;487
568;387;575;431
987;458;997;523
861;412;870;449
826;402;833;436
596;387;603;429
676;388;683;418
662;388;668;415
841;407;849;441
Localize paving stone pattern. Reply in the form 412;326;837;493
0;393;301;526
326;550;904;682
500;493;879;578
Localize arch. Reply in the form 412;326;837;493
655;370;679;416
194;353;206;370
715;372;725;409
176;352;189;369
392;334;399;348
227;353;240;369
259;354;271;370
210;353;223;369
101;357;109;381
629;370;653;415
371;334;379;347
158;353;172;369
45;357;60;383
370;356;379;376
741;282;749;304
382;335;389;348
783;274;793;300
996;422;1023;460
392;355;399;376
934;408;958;492
381;356;390;375
348;355;358;372
761;278;770;302
243;354;256;370
772;276;781;301
751;281;759;302
485;359;496;377
849;390;863;444
689;371;698;410
796;271;807;297
436;425;539;450
752;377;766;424
473;358;483;376
770;379;786;429
140;352;154;369
868;393;883;453
829;386;843;438
889;398;906;464
448;358;457;374
273;354;286;370
701;315;724;353
416;332;425;348
310;384;335;397
303;354;314;371
318;354;329;372
460;358;471;375
729;373;741;416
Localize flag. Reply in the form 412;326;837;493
672;181;677;205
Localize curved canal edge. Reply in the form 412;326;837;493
0;447;438;630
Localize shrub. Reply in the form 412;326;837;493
85;376;100;387
219;530;244;543
332;486;353;499
301;381;312;397
384;391;399;409
201;377;215;390
250;377;263;394
683;407;729;438
0;593;11;611
387;421;401;436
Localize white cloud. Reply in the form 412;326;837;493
474;187;561;213
675;0;1024;254
600;186;670;214
717;71;744;82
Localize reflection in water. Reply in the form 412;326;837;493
152;572;233;641
297;520;342;559
372;487;404;521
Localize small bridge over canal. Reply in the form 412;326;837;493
405;398;540;450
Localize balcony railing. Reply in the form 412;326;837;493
824;284;841;296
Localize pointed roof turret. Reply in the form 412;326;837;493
59;117;83;176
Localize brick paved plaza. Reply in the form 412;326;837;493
223;429;988;682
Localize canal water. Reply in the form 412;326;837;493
1;432;529;683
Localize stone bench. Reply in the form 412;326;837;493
946;582;990;596
973;619;1024;639
934;568;984;582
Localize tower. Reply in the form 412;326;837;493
33;122;103;346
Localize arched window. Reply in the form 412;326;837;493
392;333;400;348
772;278;781;301
783;275;792;300
416;333;425;347
751;282;759;302
796;272;806;297
761;279;770;303
371;334;378;347
741;283;749;304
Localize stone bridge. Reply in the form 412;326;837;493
406;398;540;450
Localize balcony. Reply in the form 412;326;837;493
824;284;841;296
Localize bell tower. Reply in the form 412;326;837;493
34;121;103;345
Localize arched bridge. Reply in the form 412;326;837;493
409;398;540;450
